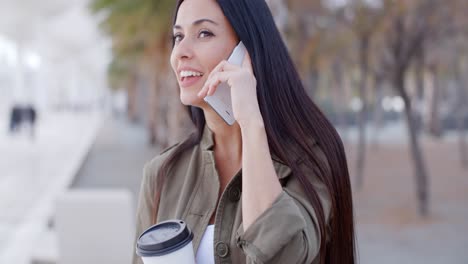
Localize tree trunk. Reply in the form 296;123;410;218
147;63;160;147
355;36;370;190
332;61;347;135
371;73;384;148
395;70;430;216
426;66;442;137
306;68;319;100
415;46;425;101
157;77;170;148
413;48;425;134
127;72;138;123
454;60;468;169
457;105;468;169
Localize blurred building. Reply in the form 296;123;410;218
0;0;111;114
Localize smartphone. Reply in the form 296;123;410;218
204;41;247;126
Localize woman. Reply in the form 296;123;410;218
133;0;356;263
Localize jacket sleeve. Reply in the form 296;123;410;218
131;162;157;264
235;150;332;264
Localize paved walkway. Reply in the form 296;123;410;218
347;140;468;264
70;114;159;215
0;110;101;264
0;106;159;264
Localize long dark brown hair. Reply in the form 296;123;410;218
152;0;356;263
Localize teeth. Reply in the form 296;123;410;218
180;71;203;78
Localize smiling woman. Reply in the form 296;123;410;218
133;0;356;264
170;2;239;107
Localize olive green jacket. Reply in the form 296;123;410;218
132;125;331;264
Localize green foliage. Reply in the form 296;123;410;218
89;0;175;89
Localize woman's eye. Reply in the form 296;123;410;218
173;33;183;42
199;31;214;38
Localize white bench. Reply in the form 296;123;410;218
30;189;135;264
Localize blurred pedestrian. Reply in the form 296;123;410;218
8;103;37;140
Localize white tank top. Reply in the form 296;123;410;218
195;225;215;264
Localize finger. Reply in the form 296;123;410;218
199;78;218;98
242;51;254;74
220;61;241;71
208;79;222;96
198;81;210;97
208;60;239;80
199;82;211;98
202;80;213;97
207;83;215;96
207;74;222;96
204;72;231;96
207;60;228;80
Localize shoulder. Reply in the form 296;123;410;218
288;141;333;216
143;142;183;177
311;142;331;175
142;136;203;180
140;138;202;202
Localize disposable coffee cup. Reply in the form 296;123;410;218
136;219;195;264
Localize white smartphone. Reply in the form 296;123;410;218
204;41;247;126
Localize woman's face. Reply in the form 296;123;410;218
170;0;238;107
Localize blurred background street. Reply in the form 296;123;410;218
1;0;467;263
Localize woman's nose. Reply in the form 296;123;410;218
173;38;194;61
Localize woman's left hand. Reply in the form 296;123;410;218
197;51;263;128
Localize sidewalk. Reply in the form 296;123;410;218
0;110;101;264
347;140;468;263
71;114;159;215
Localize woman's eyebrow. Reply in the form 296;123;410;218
174;18;219;30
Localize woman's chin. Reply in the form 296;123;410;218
180;93;204;107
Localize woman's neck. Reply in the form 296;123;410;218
203;107;242;162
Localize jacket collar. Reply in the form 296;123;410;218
200;124;291;179
200;123;215;151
